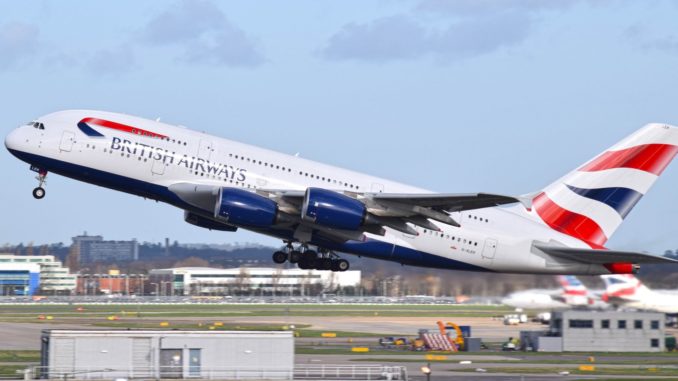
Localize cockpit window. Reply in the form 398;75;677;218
30;122;45;130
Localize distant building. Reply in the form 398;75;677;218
0;254;76;294
72;232;139;263
521;310;665;352
0;262;40;295
149;267;361;296
76;270;148;295
41;330;294;380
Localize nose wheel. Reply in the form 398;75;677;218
32;187;46;199
32;168;48;199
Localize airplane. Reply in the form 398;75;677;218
5;110;678;274
601;274;678;314
502;275;593;310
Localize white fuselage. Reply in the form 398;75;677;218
5;110;610;274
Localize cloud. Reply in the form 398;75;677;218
0;22;40;70
322;16;430;62
140;0;264;67
416;0;581;16
622;24;678;54
321;11;530;63
86;45;136;75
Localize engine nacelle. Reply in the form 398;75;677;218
604;263;639;274
302;188;366;230
184;211;238;232
214;188;278;227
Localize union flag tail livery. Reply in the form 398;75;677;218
601;274;649;302
601;274;678;314
5;111;678;275
534;123;678;248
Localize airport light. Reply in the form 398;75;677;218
420;362;431;381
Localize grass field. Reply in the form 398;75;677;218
0;303;512;319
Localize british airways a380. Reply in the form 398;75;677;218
5;110;678;274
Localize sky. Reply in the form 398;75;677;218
1;0;678;252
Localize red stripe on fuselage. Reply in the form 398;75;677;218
80;117;168;139
533;192;608;248
563;289;588;296
579;144;678;175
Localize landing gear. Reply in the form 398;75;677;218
32;187;45;199
272;251;287;264
271;243;349;272
32;168;48;199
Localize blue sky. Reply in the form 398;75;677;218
1;0;678;252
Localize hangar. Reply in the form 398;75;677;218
39;330;294;379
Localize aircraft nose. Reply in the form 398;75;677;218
5;128;21;151
4;128;21;152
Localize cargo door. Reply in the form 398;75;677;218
198;140;213;160
482;238;497;260
151;158;166;175
132;338;153;378
59;131;75;152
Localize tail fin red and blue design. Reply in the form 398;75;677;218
533;123;678;248
601;274;650;302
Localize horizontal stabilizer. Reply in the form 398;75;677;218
534;242;678;264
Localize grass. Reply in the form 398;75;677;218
448;366;678;376
0;351;40;363
0;304;512;319
0;365;25;377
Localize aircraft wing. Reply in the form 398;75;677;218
366;192;529;210
170;182;527;241
535;243;678;264
263;189;527;230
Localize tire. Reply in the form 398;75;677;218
319;258;333;271
336;259;350;272
32;187;45;199
272;251;287;264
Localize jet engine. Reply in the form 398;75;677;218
214;187;278;227
302;187;368;230
184;211;238;232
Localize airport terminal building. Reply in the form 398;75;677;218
149;267;361;296
0;254;76;294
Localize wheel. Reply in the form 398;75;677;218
32;187;45;199
272;251;287;264
289;251;301;263
336;259;350;272
300;252;317;269
319;258;333;271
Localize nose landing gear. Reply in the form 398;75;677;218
32;168;48;199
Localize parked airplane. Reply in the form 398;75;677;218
502;276;593;309
5;110;678;274
601;274;678;314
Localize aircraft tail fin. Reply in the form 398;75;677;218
556;275;591;305
532;124;678;248
601;274;651;302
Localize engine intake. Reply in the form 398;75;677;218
214;188;278;227
302;188;366;230
184;211;238;232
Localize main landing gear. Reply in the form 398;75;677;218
32;168;48;199
272;243;350;272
